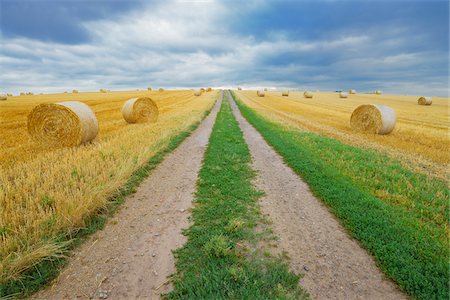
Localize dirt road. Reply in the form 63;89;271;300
34;92;222;299
227;91;406;300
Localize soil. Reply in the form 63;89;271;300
227;91;406;300
33;93;222;299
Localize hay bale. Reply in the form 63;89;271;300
64;91;68;94
0;94;7;101
304;91;314;98
237;87;242;90
257;90;265;97
27;101;98;147
200;88;206;93
147;87;152;91
72;90;79;93
207;87;212;92
374;90;382;95
282;91;289;96
158;88;164;92
264;88;268;91
20;92;25;96
122;97;158;124
349;89;356;94
339;92;349;98
350;104;396;135
7;93;13;97
194;90;202;96
418;96;432;106
100;89;107;93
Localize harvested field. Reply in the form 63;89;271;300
0;90;216;285
235;90;449;179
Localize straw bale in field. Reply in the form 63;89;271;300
264;88;268;91
147;87;152;91
0;94;7;101
158;88;164;92
350;104;396;134
122;97;159;124
304;91;314;98
257;90;265;97
207;87;212;92
72;90;79;93
7;93;13;97
27;101;99;147
20;92;25;96
237;87;242;90
349;89;356;94
100;89;107;93
282;91;289;96
374;90;382;95
339;92;349;98
194;90;202;96
418;96;432;106
200;88;206;93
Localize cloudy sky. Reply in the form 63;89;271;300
0;0;448;95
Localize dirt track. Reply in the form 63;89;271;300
33;92;222;299
227;91;406;300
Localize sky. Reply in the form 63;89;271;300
0;0;448;96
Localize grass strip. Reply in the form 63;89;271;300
231;91;449;300
0;105;216;299
167;94;306;299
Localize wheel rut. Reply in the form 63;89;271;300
33;92;223;300
227;91;406;300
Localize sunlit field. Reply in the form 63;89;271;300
0;89;216;283
236;90;449;180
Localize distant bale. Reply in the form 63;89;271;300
350;104;396;135
349;89;356;94
418;96;432;106
303;91;314;98
282;91;289;96
27;92;34;95
200;88;206;93
207;87;212;92
374;90;382;95
237;87;242;91
100;89;107;93
122;97;159;124
0;94;7;101
20;92;25;96
194;90;202;96
339;92;349;98
257;90;265;97
147;87;152;91
72;90;79;93
158;88;164;92
64;91;68;94
264;88;268;91
27;101;99;147
7;93;13;97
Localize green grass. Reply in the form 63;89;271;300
0;107;215;299
167;94;306;299
231;91;449;300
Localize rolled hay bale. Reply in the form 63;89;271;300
339;92;349;98
72;90;79;93
304;91;314;98
350;104;396;135
99;89;107;93
374;90;382;95
27;101;99;147
64;91;68;94
264;88;268;91
418;96;432;106
194;90;202;96
237;87;242;90
207;87;212;92
200;88;206;93
349;89;356;94
158;88;164;92
27;92;34;95
257;90;265;97
282;91;289;96
7;93;13;97
122;97;159;124
20;92;25;96
0;94;7;101
147;87;152;91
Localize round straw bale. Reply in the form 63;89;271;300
349;89;356;94
0;94;7;101
237;87;242;90
20;92;25;96
264;88;268;91
72;90;79;93
200;88;206;93
207;87;212;92
27;101;98;147
282;91;289;96
350;104;396;135
100;89;106;93
339;92;349;98
304;91;314;98
374;90;382;95
122;97;158;124
147;87;152;91
418;96;432;106
257;90;265;97
158;88;164;92
194;90;202;96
